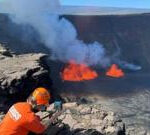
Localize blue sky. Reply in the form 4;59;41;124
60;0;150;9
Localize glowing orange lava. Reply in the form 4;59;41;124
106;64;124;78
61;61;98;81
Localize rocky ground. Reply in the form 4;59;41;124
38;102;125;135
0;43;52;110
99;91;150;135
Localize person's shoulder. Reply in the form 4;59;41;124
14;102;30;106
13;102;32;112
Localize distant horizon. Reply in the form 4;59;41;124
60;0;150;9
61;5;150;10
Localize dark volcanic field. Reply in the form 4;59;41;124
63;14;150;72
1;13;150;97
47;13;150;98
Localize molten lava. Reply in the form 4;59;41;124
106;64;124;78
61;61;98;81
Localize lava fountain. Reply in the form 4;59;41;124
61;61;98;81
106;64;124;78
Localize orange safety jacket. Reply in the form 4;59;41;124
0;102;45;135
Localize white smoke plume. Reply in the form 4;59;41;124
111;40;142;71
0;0;110;66
117;60;142;71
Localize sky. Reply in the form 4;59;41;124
60;0;150;9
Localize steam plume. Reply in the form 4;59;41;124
0;0;110;66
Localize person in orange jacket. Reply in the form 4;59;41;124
0;87;51;135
